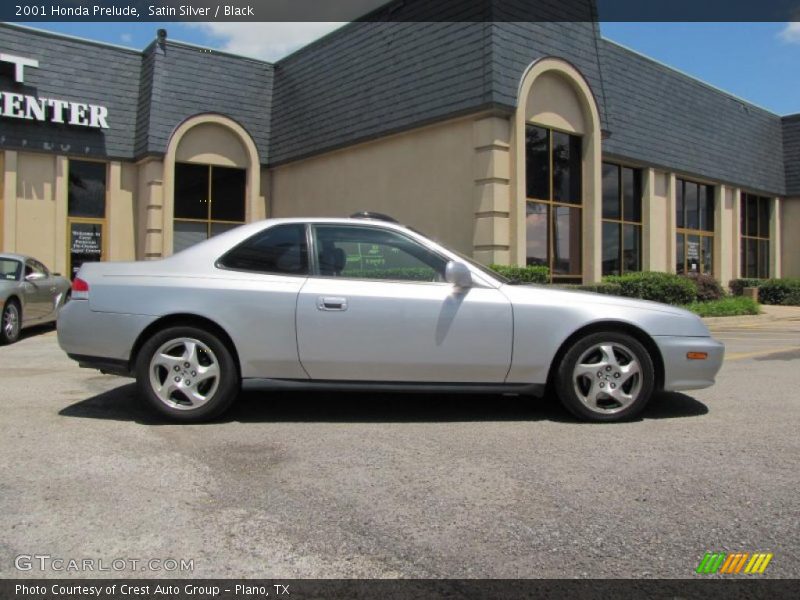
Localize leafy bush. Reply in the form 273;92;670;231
757;278;800;306
340;267;436;281
684;273;725;302
729;278;763;296
489;264;549;284
601;272;697;305
684;296;760;317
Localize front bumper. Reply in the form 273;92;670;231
654;335;725;391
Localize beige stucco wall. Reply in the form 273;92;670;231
525;70;586;135
107;161;137;262
14;152;59;270
270;116;477;256
781;198;799;277
642;169;669;272
175;122;250;168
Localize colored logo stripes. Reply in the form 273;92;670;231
696;552;773;574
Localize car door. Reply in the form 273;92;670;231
21;260;52;322
295;224;513;383
33;260;60;320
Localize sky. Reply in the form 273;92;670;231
15;21;800;115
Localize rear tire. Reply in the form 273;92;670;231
1;300;21;345
135;325;239;422
555;331;655;422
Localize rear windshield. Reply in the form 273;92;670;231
0;259;21;282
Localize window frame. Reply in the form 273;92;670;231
67;158;108;220
215;222;310;277
174;162;247;251
675;178;715;276
0;259;23;282
309;223;451;284
601;162;643;276
525;123;583;283
740;192;772;279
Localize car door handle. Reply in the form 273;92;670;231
317;296;348;311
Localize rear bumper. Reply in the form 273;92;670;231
654;335;725;391
57;300;157;369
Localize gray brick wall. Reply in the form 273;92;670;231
783;115;800;196
139;41;273;163
269;21;491;165
1;20;794;200
0;24;141;159
489;21;607;127
600;39;786;196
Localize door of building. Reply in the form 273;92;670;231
68;219;104;279
66;160;107;279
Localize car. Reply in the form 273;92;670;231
1;253;72;345
57;214;724;423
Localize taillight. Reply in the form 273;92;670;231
72;277;89;299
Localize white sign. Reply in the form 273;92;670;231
0;53;38;83
0;52;109;129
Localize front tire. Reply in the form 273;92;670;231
135;326;239;422
1;300;21;345
555;331;655;422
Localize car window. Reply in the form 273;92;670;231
24;260;46;278
217;223;309;275
0;259;22;281
33;260;50;277
312;225;447;282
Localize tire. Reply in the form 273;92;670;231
1;300;21;345
135;325;239;422
555;331;655;422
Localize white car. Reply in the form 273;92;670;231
57;214;724;423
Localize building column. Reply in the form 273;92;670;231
714;184;734;286
2;151;17;252
642;169;658;271
472;116;511;266
107;161;136;262
54;156;68;276
731;188;742;279
665;173;677;273
770;196;782;278
136;159;164;260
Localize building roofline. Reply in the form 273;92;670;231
275;22;352;66
601;36;783;117
162;38;274;66
0;21;142;54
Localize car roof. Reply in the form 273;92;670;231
0;253;29;262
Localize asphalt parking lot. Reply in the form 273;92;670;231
1;313;799;579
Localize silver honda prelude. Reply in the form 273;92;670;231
57;215;724;423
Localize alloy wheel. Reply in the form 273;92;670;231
572;342;643;415
148;337;220;410
3;304;19;341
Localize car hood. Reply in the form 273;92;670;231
500;283;710;336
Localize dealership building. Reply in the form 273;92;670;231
1;11;798;283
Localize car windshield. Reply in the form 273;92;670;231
0;259;22;282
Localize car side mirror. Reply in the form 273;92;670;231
25;272;45;282
445;261;472;289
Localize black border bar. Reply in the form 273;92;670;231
3;579;800;600
2;0;800;22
